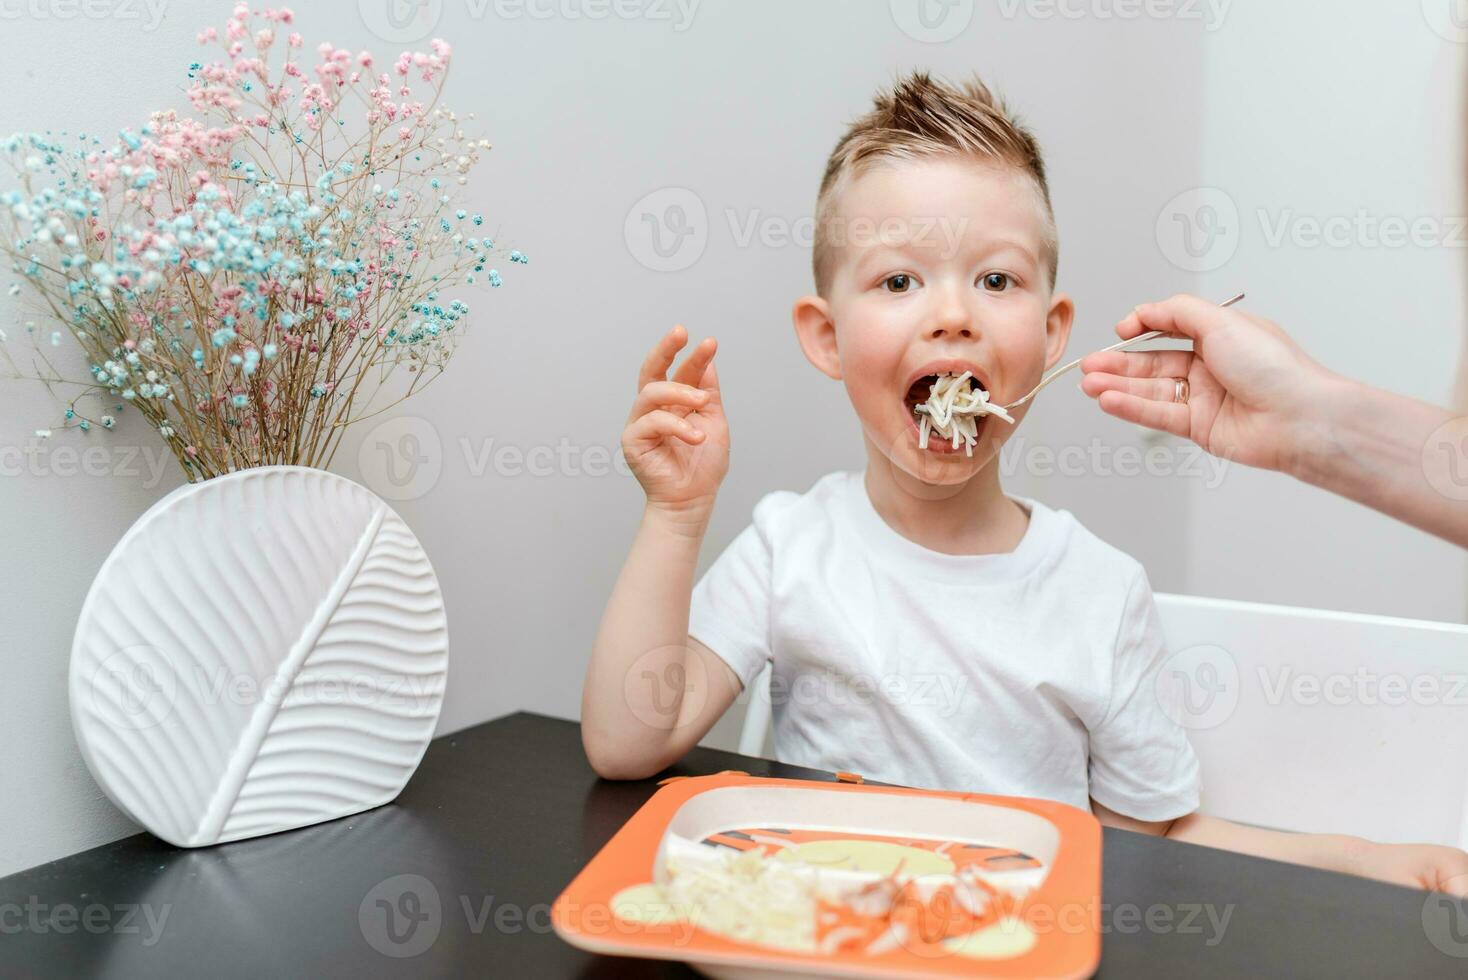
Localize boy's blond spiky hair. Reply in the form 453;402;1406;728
813;71;1058;296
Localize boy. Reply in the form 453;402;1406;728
582;71;1468;894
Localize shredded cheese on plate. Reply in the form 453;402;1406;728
645;836;1037;959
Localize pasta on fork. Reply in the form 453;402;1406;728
914;372;1015;456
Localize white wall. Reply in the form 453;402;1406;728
0;0;1460;876
1184;1;1468;620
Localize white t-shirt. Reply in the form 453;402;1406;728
688;470;1200;822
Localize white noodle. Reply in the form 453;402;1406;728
662;850;819;952
648;843;1037;956
913;372;1015;456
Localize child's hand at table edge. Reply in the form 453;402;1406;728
1094;800;1468;897
1343;838;1468;897
622;324;729;526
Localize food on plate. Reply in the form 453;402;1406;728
609;828;1042;960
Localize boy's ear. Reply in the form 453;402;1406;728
1044;292;1075;371
792;294;842;380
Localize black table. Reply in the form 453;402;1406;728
3;712;1466;978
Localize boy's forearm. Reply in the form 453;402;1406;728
1164;813;1364;876
582;502;712;777
1098;803;1468;895
1290;376;1468;548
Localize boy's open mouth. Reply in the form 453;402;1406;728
903;371;1014;456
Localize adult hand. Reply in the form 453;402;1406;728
1079;294;1338;474
1080;294;1468;549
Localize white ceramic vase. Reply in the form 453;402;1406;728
68;465;449;847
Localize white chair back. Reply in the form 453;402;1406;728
735;592;1468;847
1155;592;1468;847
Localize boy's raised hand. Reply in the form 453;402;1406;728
623;325;729;519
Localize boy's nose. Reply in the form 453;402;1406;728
927;321;975;340
926;296;975;340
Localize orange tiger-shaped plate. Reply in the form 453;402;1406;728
552;771;1102;979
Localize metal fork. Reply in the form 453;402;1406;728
1001;292;1246;411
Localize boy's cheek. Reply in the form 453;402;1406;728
984;344;1043;405
845;374;896;422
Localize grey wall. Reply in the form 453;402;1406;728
1184;0;1468;618
0;0;1462;876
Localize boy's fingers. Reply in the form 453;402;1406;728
631;380;710;420
625;409;706;448
637;324;688;391
1080;349;1193;380
672;336;717;389
1096;390;1190;439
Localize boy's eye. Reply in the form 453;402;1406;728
884;273;914;293
981;272;1011;292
